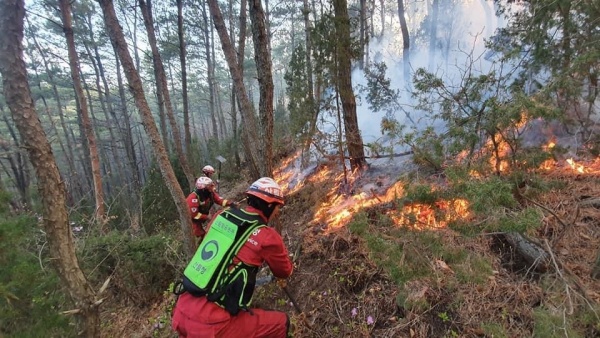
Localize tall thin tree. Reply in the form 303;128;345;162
138;0;195;189
98;0;196;256
249;0;274;176
0;0;101;335
58;0;106;222
333;0;366;170
207;0;263;178
176;0;192;157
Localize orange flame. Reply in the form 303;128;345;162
386;199;470;230
566;158;585;173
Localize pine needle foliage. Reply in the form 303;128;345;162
0;214;73;337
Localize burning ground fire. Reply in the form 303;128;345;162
274;151;473;231
274;142;599;233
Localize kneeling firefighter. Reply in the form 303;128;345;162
172;177;293;338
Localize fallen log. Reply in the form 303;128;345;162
579;197;600;208
592;248;600;280
503;232;550;273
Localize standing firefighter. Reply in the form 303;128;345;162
202;165;220;191
202;165;215;178
187;176;234;240
172;177;293;338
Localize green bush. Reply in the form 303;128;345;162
78;231;185;307
0;214;74;337
141;158;186;234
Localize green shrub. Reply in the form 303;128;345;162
78;231;185;307
141;158;186;234
0;214;74;337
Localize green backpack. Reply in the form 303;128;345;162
182;208;265;314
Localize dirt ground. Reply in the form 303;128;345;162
102;156;600;338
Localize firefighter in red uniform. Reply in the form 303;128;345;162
202;165;215;178
186;176;234;240
172;177;293;338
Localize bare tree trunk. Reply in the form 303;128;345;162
25;31;76;201
208;0;262;179
1;113;30;207
265;0;272;54
397;0;410;82
302;0;318;162
360;0;366;69
230;0;247;169
99;0;196;257
176;0;192;157
83;12;128;189
113;44;141;224
249;0;274;176
397;1;405;33
83;43;123;188
0;1;101;335
138;0;195;190
59;0;106;222
81;74;113;199
333;0;366;170
26;17;79;199
428;0;439;71
380;0;385;37
201;1;219;143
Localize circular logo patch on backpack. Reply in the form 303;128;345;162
201;240;219;261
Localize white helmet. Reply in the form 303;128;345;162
202;165;215;176
246;177;284;205
195;176;214;190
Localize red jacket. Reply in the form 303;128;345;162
172;206;293;337
206;206;293;278
186;189;230;237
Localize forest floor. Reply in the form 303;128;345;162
103;153;600;338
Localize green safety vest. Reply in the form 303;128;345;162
182;208;265;314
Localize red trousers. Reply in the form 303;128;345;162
171;293;288;338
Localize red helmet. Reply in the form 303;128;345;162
246;177;284;205
202;165;215;176
195;176;214;190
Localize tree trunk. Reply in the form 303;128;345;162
59;0;106;222
98;0;196;256
25;33;76;202
83;12;128;189
231;0;247;169
360;0;366;69
26;17;80;201
592;249;600;280
503;232;549;273
397;0;410;82
265;0;272;54
397;0;409;50
201;1;219;144
207;0;262;179
380;0;385;37
83;42;123;188
302;0;318;162
176;0;192;158
333;0;366;170
249;0;274;176
113;44;141;190
81;74;113;199
138;0;195;190
428;0;439;71
0;1;101;335
112;45;141;231
1;111;30;207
